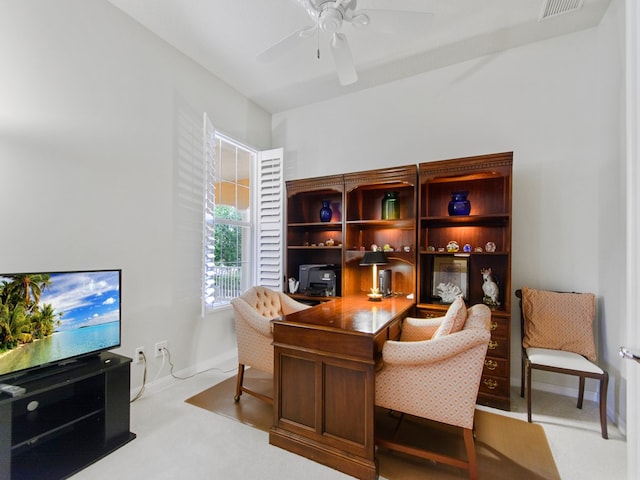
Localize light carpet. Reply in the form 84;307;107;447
186;370;560;480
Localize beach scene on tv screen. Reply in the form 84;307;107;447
0;270;120;376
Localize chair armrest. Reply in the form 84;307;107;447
382;329;491;366
278;292;311;315
230;298;273;337
400;316;443;341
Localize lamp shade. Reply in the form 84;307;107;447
360;251;389;266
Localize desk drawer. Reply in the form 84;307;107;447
482;356;508;377
486;335;508;358
478;374;510;397
412;307;445;319
489;316;509;337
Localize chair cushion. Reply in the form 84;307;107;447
433;295;466;339
526;347;604;374
400;317;442;341
522;287;597;361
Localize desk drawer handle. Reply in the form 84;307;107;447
490;321;498;331
484;359;498;370
488;340;499;350
483;379;498;390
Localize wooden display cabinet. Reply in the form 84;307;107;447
285;175;344;299
284;156;511;410
417;152;513;410
343;166;417;297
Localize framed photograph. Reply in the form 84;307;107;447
432;256;469;302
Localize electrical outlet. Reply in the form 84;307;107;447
155;340;168;358
135;347;145;364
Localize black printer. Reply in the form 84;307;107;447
299;264;340;297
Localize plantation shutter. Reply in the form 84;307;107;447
202;112;216;314
255;148;284;291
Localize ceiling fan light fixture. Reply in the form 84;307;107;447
319;7;343;32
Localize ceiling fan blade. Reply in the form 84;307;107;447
358;10;434;34
330;33;358;86
257;24;317;62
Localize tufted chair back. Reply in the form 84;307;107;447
230;286;309;403
238;286;302;319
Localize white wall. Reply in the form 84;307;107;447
0;0;627;427
273;2;626;423
0;0;271;387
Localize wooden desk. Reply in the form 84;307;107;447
269;295;414;480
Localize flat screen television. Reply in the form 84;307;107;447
0;269;121;381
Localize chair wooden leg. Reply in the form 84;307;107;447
376;426;475;478
520;354;525;398
526;361;532;423
577;376;585;409
600;371;609;439
391;412;404;440
234;364;245;402
463;427;478;480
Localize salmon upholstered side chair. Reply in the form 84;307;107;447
516;287;608;439
230;286;310;404
375;296;491;480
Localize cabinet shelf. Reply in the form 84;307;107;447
288;246;343;250
419;251;509;256
346;219;415;228
345;250;414;258
12;402;103;449
288;222;342;228
420;214;509;227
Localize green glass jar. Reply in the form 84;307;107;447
381;191;400;220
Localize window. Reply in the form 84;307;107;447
202;114;283;312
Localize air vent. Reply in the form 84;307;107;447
539;0;584;20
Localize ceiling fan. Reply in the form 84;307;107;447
257;0;434;86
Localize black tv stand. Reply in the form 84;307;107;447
0;352;135;480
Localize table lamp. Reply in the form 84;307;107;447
360;250;388;301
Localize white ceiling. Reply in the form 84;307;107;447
107;0;612;114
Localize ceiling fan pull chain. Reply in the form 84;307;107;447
317;20;321;59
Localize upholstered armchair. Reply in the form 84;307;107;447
230;286;310;403
375;297;491;480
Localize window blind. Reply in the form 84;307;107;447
202;112;216;314
256;149;284;290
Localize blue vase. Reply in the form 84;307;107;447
319;200;332;222
448;191;471;216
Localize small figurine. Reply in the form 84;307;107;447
436;282;462;303
446;240;459;252
481;268;500;307
289;277;299;294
